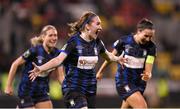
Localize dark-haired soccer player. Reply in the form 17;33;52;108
97;18;156;108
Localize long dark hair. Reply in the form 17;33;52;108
68;11;97;36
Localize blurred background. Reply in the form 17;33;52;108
0;0;180;108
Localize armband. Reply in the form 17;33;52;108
146;55;155;64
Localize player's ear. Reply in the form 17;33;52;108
85;24;90;32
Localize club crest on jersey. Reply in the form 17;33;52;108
125;45;132;53
76;45;83;54
36;56;44;64
77;49;82;54
143;50;147;56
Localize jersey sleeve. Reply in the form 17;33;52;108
113;38;124;55
60;40;75;55
22;47;36;62
148;43;156;56
99;40;107;54
146;43;156;64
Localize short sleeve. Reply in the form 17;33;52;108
113;39;124;55
60;40;76;55
22;47;36;61
148;43;156;56
99;40;107;54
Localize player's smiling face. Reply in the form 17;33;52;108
137;29;155;44
43;29;58;48
87;16;102;40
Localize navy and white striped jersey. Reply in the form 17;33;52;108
61;32;106;95
113;35;156;85
18;45;60;97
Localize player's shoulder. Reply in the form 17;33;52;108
29;44;42;53
67;35;76;42
66;33;81;46
148;41;156;48
114;35;131;45
117;35;131;42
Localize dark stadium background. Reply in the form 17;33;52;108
0;0;180;108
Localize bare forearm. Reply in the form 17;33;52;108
58;67;65;84
105;50;119;62
109;54;119;62
7;63;18;86
40;57;61;72
98;50;118;74
97;60;109;74
40;53;67;72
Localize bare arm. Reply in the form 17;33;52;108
40;52;67;72
55;66;65;84
141;55;155;81
5;57;25;95
96;49;117;80
29;52;67;81
101;50;119;62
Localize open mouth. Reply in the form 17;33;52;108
95;29;101;35
49;41;57;45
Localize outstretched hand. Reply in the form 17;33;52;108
29;62;41;81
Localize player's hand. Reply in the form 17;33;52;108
141;71;152;81
118;56;127;69
96;72;103;81
4;86;13;95
29;62;41;81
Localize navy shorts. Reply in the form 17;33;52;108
116;81;146;100
63;91;96;108
17;95;50;108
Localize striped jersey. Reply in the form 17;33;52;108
61;32;106;95
18;45;60;97
113;35;156;85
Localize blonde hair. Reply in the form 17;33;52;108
31;25;56;46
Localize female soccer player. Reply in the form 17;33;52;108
96;18;156;108
29;11;126;108
4;25;64;108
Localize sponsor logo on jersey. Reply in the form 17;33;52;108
124;55;145;69
77;56;98;69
